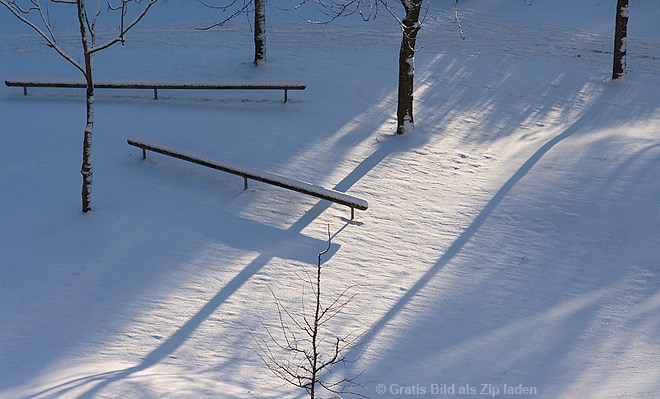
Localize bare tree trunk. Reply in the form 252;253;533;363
309;249;322;399
81;76;94;213
78;0;94;213
254;0;266;65
396;0;423;134
612;0;629;79
2;0;157;213
256;226;364;398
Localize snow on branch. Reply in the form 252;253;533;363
454;0;465;40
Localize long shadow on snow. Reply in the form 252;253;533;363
48;56;609;399
0;55;399;399
352;82;628;367
24;131;401;399
343;74;660;397
356;131;660;397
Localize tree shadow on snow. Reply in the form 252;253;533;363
345;75;660;397
20;114;405;399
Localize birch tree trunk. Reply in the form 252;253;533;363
77;0;95;213
81;76;94;213
254;0;266;65
1;0;158;213
396;0;423;134
612;0;629;79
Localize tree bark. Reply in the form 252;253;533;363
78;0;94;212
612;0;629;79
254;0;266;65
396;0;422;134
81;78;94;213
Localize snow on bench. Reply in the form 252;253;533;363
5;77;306;102
127;137;368;219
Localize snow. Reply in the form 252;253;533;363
620;36;627;53
2;1;660;399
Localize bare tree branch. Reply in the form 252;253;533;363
0;0;85;73
255;225;368;399
196;0;252;30
199;0;239;12
90;0;158;52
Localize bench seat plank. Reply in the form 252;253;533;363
5;77;305;101
127;137;368;216
5;77;306;90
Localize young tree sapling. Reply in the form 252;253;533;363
1;0;159;212
256;226;367;399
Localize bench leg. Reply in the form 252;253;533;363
142;148;147;159
244;177;249;190
154;88;158;100
23;86;28;96
351;207;355;220
284;89;288;103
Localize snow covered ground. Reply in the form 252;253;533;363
1;1;660;398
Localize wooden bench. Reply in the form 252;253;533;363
5;77;306;103
127;137;368;219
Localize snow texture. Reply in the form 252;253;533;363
2;1;660;398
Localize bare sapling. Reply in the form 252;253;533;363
256;225;367;399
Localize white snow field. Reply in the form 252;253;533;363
1;1;659;398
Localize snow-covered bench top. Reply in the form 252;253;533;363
127;137;368;219
5;77;306;101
